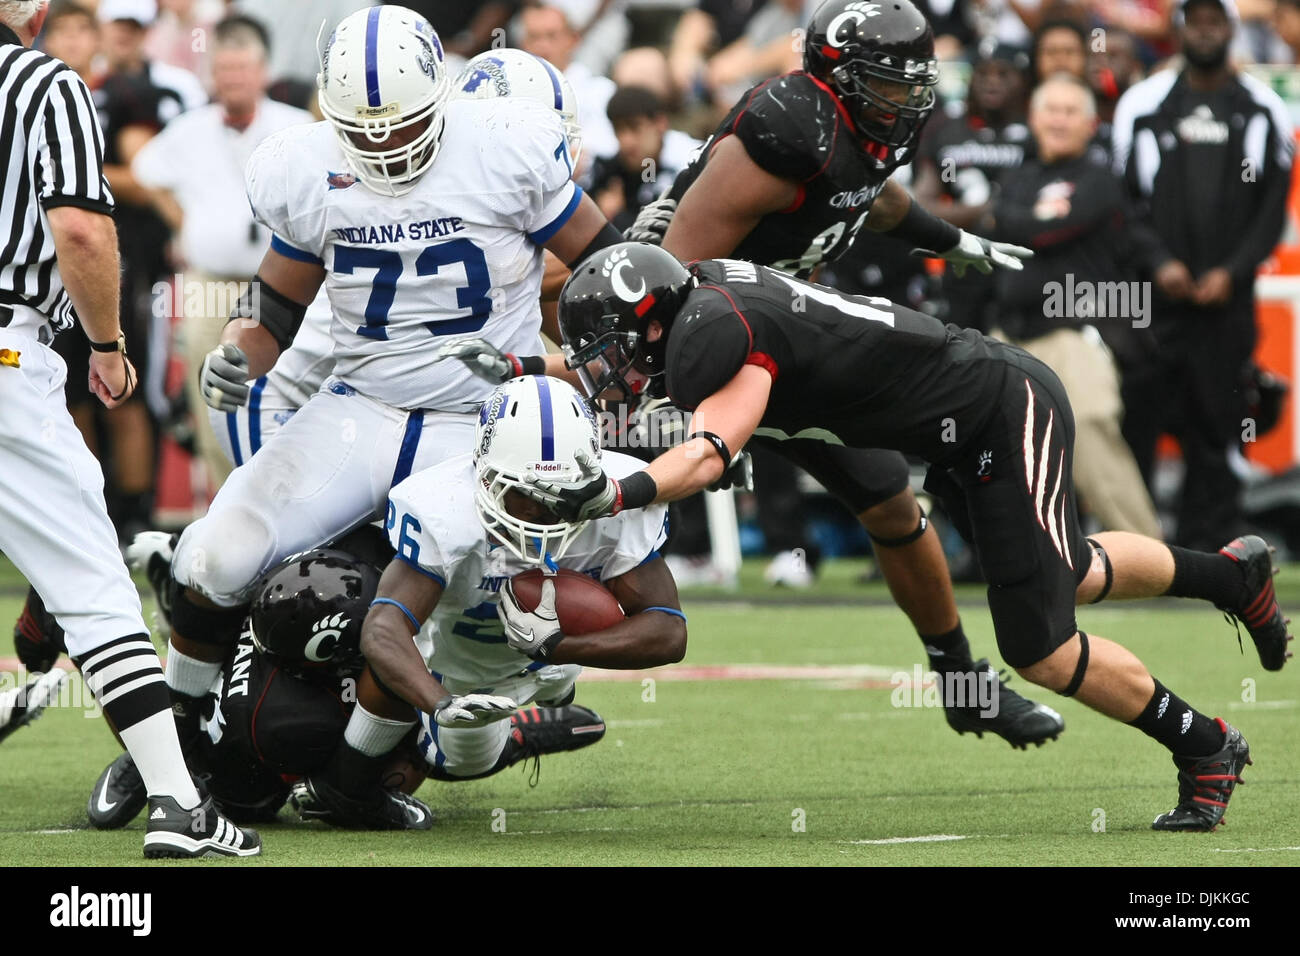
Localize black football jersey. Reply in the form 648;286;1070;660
666;259;1007;463
668;72;895;278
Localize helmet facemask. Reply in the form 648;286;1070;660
326;100;448;197
831;56;938;170
473;377;604;566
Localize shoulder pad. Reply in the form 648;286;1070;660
730;72;845;182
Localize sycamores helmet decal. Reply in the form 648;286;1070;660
455;48;583;167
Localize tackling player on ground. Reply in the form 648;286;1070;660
525;242;1290;831
442;0;1064;750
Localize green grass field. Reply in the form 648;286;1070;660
1;555;1297;866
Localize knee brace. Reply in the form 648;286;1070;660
1058;631;1090;698
170;585;248;649
1086;538;1113;604
868;504;929;548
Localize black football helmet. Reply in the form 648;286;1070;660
803;0;939;171
249;549;381;676
558;242;696;402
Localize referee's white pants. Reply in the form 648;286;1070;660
173;379;474;607
0;332;148;655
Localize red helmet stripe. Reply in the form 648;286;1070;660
634;292;657;317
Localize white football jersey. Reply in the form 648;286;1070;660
387;451;669;687
246;97;582;411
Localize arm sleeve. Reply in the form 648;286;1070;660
664;288;754;411
36;71;113;214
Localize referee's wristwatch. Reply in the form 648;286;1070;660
89;332;127;354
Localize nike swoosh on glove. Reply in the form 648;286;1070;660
911;229;1033;278
498;575;565;659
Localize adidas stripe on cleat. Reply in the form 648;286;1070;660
1217;535;1293;671
1152;718;1251;832
143;795;262;858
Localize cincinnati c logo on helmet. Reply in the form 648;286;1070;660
827;2;882;47
601;248;646;302
305;612;351;662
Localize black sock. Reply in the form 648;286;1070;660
1165;546;1245;607
1127;679;1224;757
326;741;386;797
169;689;205;755
922;623;975;672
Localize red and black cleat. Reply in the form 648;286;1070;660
13;586;65;674
1152;718;1251;832
1218;536;1293;671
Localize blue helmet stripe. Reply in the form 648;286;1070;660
538;56;562;110
364;6;382;108
535;374;555;461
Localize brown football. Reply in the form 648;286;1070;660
509;568;625;635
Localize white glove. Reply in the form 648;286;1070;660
498;575;565;659
912;230;1033;278
433;693;518;727
433;337;518;384
624;197;676;245
198;344;250;412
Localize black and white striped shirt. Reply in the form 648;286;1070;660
1;22;113;337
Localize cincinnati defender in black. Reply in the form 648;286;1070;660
446;0;1055;749
524;242;1291;830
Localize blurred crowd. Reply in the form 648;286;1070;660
35;0;1300;587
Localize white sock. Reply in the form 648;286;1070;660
118;709;200;809
343;703;415;757
164;643;221;698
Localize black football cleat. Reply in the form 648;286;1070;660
498;704;606;785
289;776;433;831
87;751;148;830
0;670;67;746
143;794;262;858
941;659;1065;750
13;587;66;673
1152;718;1251;832
1217;536;1293;671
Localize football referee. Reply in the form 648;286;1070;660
0;0;258;858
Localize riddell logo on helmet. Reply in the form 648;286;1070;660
527;461;575;476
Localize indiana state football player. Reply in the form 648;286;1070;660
151;5;625;764
291;376;687;828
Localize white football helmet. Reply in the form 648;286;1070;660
317;5;452;197
474;376;602;565
454;48;583;167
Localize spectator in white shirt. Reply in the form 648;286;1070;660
132;15;313;491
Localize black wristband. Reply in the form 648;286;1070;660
89;332;125;353
686;430;731;468
885;199;961;253
618;470;658;511
517;354;547;376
